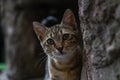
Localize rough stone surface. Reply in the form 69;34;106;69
79;0;120;80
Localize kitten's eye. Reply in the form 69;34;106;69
63;34;70;40
47;38;54;45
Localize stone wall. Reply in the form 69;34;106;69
79;0;120;80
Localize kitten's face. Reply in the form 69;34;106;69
33;9;78;60
41;25;78;60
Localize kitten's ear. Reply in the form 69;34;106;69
61;9;77;30
33;21;47;40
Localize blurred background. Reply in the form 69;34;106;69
0;0;79;80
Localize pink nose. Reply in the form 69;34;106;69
57;46;63;52
55;42;63;52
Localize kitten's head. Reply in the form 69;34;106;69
33;9;79;61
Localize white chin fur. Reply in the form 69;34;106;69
49;50;74;63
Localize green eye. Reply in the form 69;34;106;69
47;38;54;45
63;34;70;40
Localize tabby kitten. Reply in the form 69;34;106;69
33;9;81;80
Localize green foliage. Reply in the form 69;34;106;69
0;63;6;71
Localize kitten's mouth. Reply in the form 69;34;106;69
51;51;69;59
59;50;64;54
57;51;67;57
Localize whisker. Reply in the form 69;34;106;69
38;53;46;56
39;57;47;67
36;55;47;68
37;56;47;76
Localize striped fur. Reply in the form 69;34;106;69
33;9;82;80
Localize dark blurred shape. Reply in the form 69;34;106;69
0;24;4;62
41;16;58;27
0;0;78;80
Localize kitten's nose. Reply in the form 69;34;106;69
57;46;63;52
55;42;63;52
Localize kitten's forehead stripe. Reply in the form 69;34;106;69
47;25;63;39
50;33;53;38
44;25;76;43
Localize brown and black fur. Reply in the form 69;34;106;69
33;9;82;80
